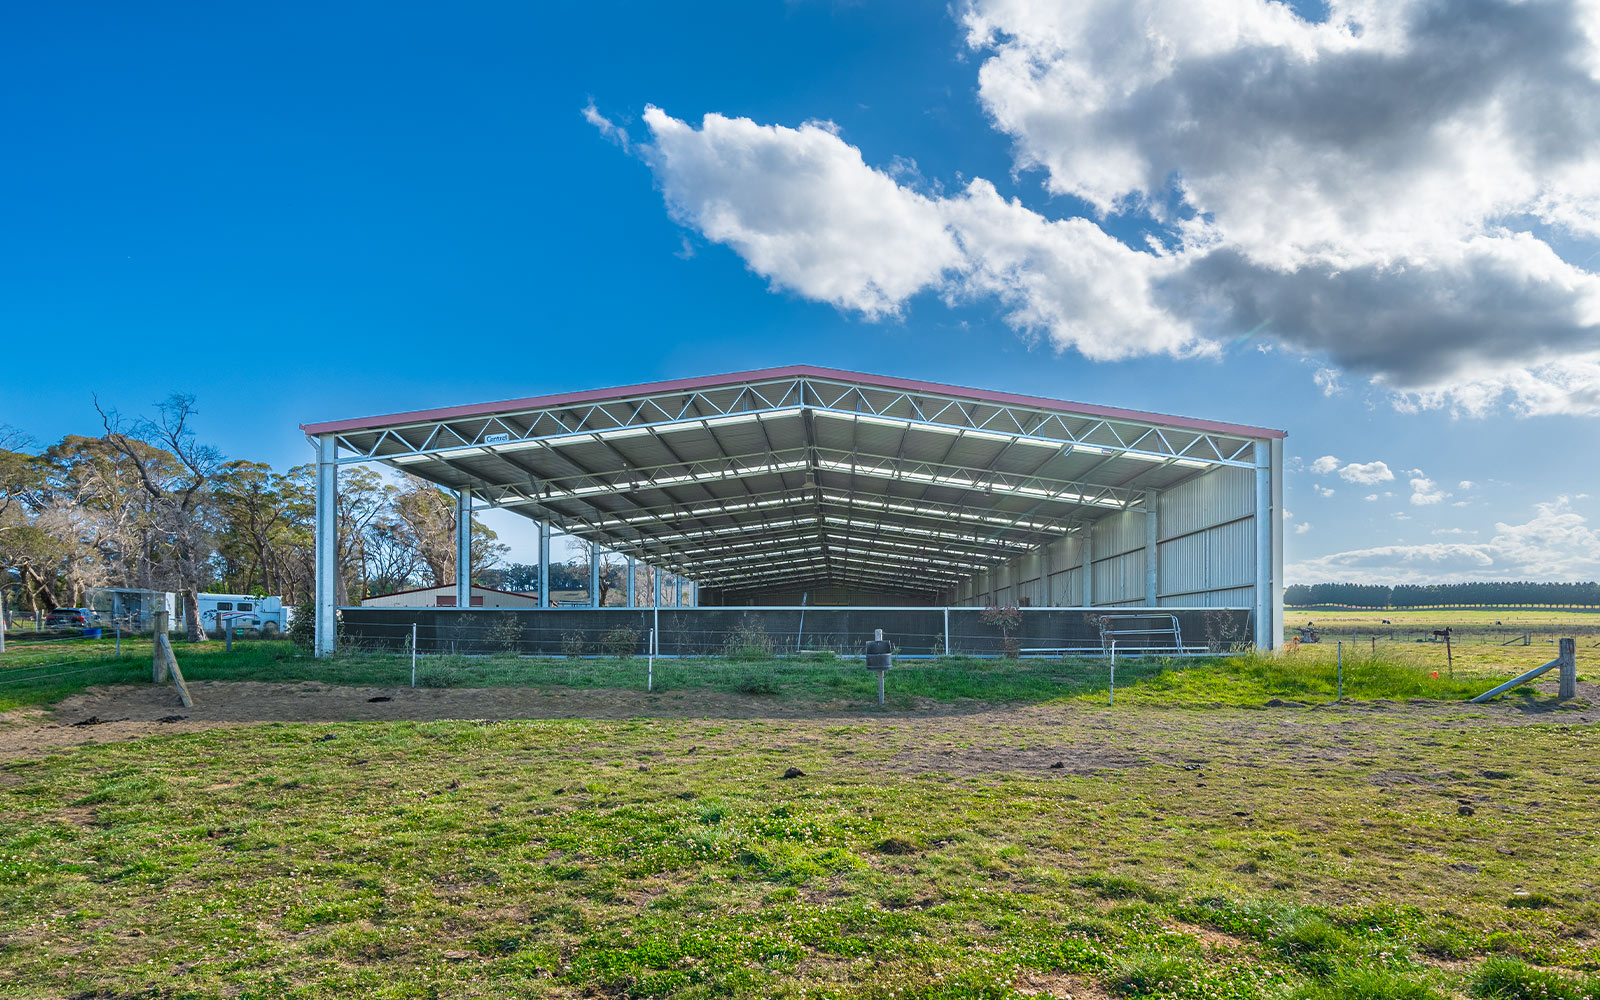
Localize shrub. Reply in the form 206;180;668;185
979;606;1024;659
601;624;640;659
288;600;316;649
560;631;586;659
486;616;523;654
723;618;773;661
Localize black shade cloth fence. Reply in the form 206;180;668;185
337;607;1254;657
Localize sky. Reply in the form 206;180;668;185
2;0;1598;582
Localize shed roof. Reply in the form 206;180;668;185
302;366;1282;598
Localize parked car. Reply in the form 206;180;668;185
45;608;98;628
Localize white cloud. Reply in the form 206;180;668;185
583;102;630;152
1409;476;1449;506
1364;494;1379;502
1338;460;1394;485
1295;522;1313;535
633;108;1199;357
606;0;1600;416
1313;484;1335;498
1310;455;1340;475
1432;527;1478;537
1288;497;1600;583
967;0;1600;414
1458;480;1476;490
640;107;963;319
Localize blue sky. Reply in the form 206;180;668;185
3;1;1598;581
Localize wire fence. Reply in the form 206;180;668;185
335;606;1257;658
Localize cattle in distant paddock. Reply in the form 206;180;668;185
1381;619;1392;625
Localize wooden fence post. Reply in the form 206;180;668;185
153;610;169;682
1559;637;1576;701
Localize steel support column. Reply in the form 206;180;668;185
1270;438;1285;650
626;556;636;607
314;434;337;657
538;521;551;607
653;567;662;607
1145;490;1159;607
455;488;472;607
1254;441;1274;649
674;576;684;608
590;546;601;608
1080;532;1093;608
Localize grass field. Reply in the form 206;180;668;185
0;619;1596;998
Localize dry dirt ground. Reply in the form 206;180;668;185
0;680;1592;767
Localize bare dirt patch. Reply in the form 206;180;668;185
1016;972;1116;999
0;679;1590;763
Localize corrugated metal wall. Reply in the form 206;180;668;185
946;465;1259;610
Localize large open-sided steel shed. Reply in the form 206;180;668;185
301;365;1285;655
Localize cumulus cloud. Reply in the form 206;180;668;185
1338;460;1394;485
641;107;964;319
636;107;1199;357
603;0;1600;415
1288;497;1600;583
1295;522;1313;534
1458;480;1476;490
1310;455;1340;475
1313;484;1335;498
961;0;1600;413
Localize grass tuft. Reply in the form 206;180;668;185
1473;956;1600;1000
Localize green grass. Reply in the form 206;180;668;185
2;707;1597;998
0;636;1548;715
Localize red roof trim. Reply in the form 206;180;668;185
301;364;1286;439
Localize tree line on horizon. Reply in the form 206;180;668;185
0;395;630;639
1285;581;1600;608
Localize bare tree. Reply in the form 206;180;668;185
568;538;623;605
96;394;221;641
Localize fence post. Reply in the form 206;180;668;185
1559;637;1576;700
411;622;418;688
943;607;951;657
0;591;6;654
153;610;170;682
224;615;233;653
1109;640;1116;707
1444;632;1453;678
647;628;655;692
1337;641;1343;702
